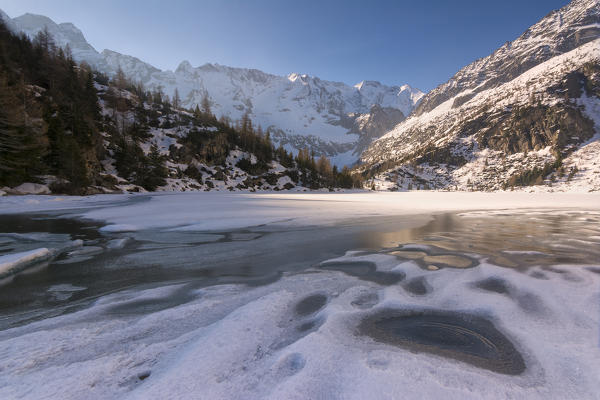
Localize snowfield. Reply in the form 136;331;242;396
0;192;599;400
1;191;599;232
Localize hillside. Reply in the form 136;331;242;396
360;0;600;192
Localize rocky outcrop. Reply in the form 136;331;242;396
352;105;406;155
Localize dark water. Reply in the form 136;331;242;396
320;261;406;285
359;309;526;375
295;294;328;316
0;210;599;332
0;212;428;329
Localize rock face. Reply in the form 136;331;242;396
352;105;406;155
478;104;596;155
0;10;423;166
360;0;600;193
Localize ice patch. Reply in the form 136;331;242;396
0;248;51;275
100;224;139;233
48;284;87;301
106;238;131;249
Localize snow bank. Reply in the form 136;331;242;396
0;236;84;279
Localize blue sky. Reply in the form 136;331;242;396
1;0;568;91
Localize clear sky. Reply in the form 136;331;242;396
0;0;569;91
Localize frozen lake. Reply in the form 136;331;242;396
0;192;599;399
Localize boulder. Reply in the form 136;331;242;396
13;182;51;195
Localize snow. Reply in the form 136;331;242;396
379;39;600;145
329;149;359;168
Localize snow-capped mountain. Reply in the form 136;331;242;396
361;0;600;192
9;12;102;65
0;10;423;167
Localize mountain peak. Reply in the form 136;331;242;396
58;22;82;34
13;13;57;30
288;72;310;83
176;60;194;74
354;80;383;91
0;9;17;32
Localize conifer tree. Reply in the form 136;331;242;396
0;76;47;185
173;88;181;109
201;91;212;116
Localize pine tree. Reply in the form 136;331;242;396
140;143;168;190
317;155;333;185
173;88;181;109
33;27;55;55
201;91;212;116
0;76;47;186
113;65;127;89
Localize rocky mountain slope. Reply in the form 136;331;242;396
360;0;600;192
0;9;423;167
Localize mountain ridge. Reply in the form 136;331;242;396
413;0;599;117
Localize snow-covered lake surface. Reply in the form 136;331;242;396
0;192;599;399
